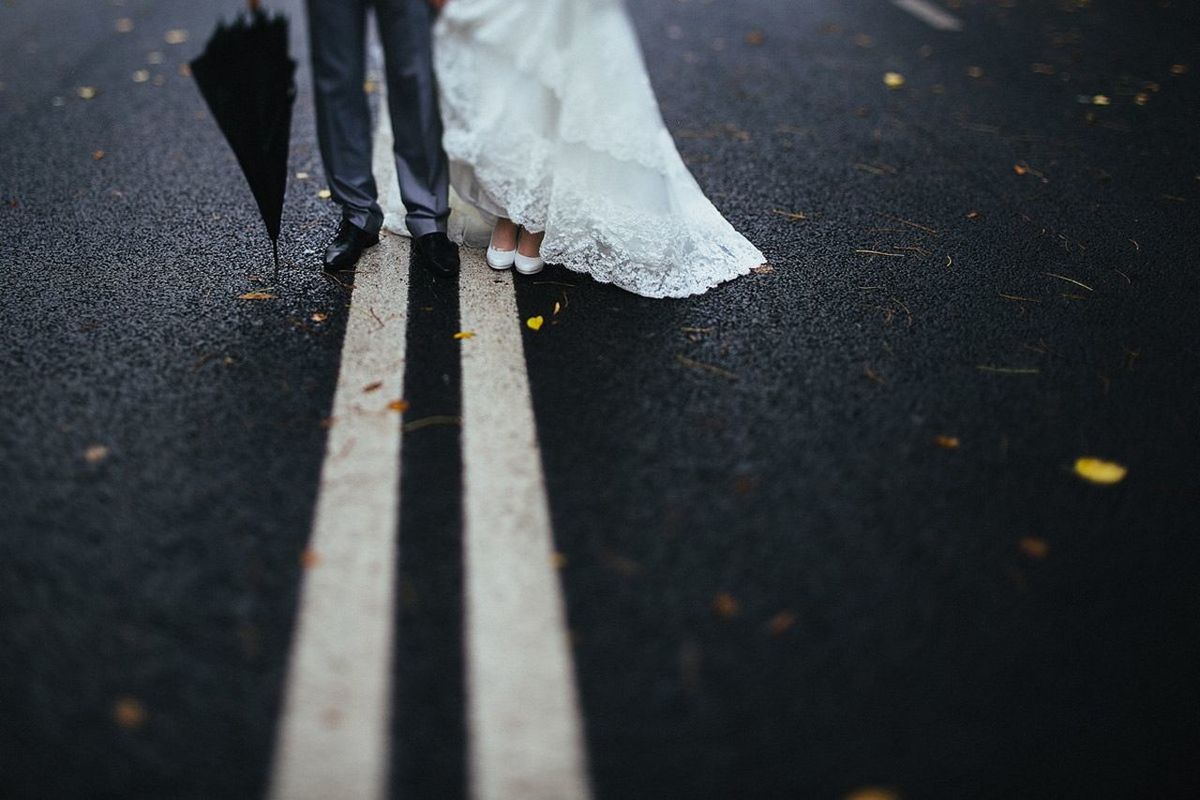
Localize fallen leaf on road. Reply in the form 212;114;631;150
752;263;774;274
453;331;475;340
713;592;739;619
92;150;105;161
238;291;277;300
766;611;795;635
388;399;410;413
745;30;765;45
1019;537;1050;560
1092;94;1111;106
883;72;905;89
526;315;544;331
1169;64;1189;76
132;70;149;83
362;381;383;393
966;66;984;78
113;697;146;730
845;789;901;800
317;189;332;200
115;18;134;33
301;548;321;569
1074;457;1127;485
310;311;328;322
77;86;98;100
164;29;189;45
551;552;568;569
966;210;982;220
84;444;110;464
933;435;960;449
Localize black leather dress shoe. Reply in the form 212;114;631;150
413;232;460;278
323;219;380;271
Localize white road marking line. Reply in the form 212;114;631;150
267;117;410;800
459;256;592;800
891;0;964;30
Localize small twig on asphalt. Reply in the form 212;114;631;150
884;215;939;235
1113;268;1131;284
675;354;738;381
770;208;808;222
976;365;1040;374
855;249;906;257
368;307;385;329
402;415;462;433
1000;293;1041;302
863;365;886;384
1043;272;1094;291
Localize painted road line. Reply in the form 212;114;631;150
891;0;964;31
267;119;410;800
459;256;592;800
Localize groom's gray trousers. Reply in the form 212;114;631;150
306;0;449;236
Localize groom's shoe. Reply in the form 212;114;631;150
414;232;460;278
323;220;380;271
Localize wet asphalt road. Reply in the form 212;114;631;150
2;0;1200;798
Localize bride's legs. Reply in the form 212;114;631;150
517;228;544;258
491;217;518;251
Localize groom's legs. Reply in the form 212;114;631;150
375;0;450;236
307;0;384;234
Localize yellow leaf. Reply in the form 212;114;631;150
553;301;562;315
526;315;544;331
317;188;332;200
300;548;321;569
113;697;147;730
1074;457;1127;485
310;311;328;322
132;70;150;83
712;592;739;619
92;150;105;161
1092;94;1111;106
84;444;110;464
933;435;960;449
164;29;189;45
77;86;98;100
453;331;475;340
238;291;277;300
387;399;410;413
883;72;905;89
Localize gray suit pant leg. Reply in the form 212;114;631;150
376;0;450;236
307;0;383;234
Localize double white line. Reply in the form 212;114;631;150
268;117;589;799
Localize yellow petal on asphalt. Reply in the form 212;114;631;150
883;72;905;89
1074;457;1127;485
1092;94;1111;106
115;18;134;33
387;399;410;413
164;29;189;45
132;70;150;83
317;188;332;200
526;315;544;331
453;331;476;340
237;291;277;300
77;86;98;100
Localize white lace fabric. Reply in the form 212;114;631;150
429;0;764;298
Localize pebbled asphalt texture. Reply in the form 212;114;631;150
2;0;1200;798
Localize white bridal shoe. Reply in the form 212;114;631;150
486;243;516;270
514;250;544;276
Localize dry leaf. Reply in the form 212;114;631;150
84;444;110;464
766;611;795;636
553;301;562;315
300;548;321;569
77;86;98;100
296;171;311;180
453;331;476;340
966;210;982;220
526;315;545;331
713;592;739;619
1013;163;1030;175
310;311;328;322
317;188;332;200
845;789;901;800
752;263;774;274
238;291;277;301
883;72;905;89
132;69;150;83
1169;64;1188;76
387;399;410;413
933;435;960;449
1019;537;1050;560
362;381;383;393
115;18;134;33
164;29;189;45
551;552;568;569
966;66;984;78
113;697;146;730
92;150;105;161
1092;94;1111;106
745;30;765;45
1074;457;1127;485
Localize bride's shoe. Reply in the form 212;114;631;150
513;251;544;276
486;243;516;270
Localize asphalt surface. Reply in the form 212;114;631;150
2;0;1199;798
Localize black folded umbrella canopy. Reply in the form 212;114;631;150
191;0;296;273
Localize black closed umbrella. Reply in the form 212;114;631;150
191;0;297;274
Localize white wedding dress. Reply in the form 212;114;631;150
388;0;765;298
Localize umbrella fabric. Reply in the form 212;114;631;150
191;4;296;269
